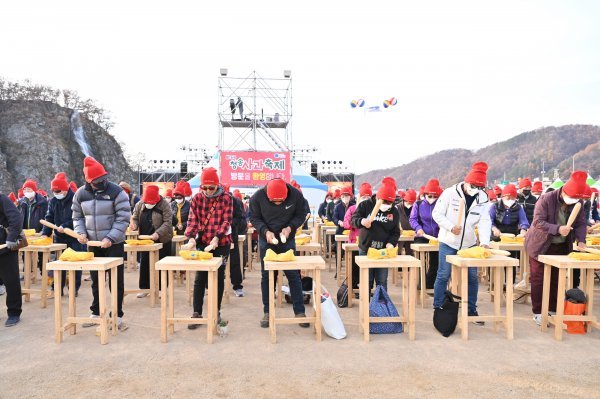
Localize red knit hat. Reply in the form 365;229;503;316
142;185;161;205
22;179;38;192
333;189;341;199
359;183;372;197
69;181;78;192
83;157;108;183
119;182;132;194
424;179;442;196
487;189;497;201
582;185;592;200
233;189;243;200
8;192;16;202
18;189;23;199
291;180;301;189
494;185;502;196
519;178;532;189
404;189;417;203
165;189;173;198
266;178;288;201
501;184;518;198
562;171;588;199
464;162;488;187
183;181;193;197
377;182;396;202
532;181;543;194
340;186;353;197
382;177;397;192
174;181;186;196
201;167;219;185
51;172;69;192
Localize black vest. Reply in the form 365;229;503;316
495;202;520;235
518;194;537;224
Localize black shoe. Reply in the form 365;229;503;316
188;312;202;330
260;313;269;328
468;311;485;326
295;313;310;328
5;316;20;327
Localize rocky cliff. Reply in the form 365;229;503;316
0;100;134;194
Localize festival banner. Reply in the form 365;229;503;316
220;151;291;187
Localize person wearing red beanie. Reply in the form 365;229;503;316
333;186;355;235
487;189;497;203
351;180;400;291
82;157;108;184
171;181;191;236
517;178;537;224
318;192;333;221
531;181;543;197
119;181;140;213
185;168;232;329
326;188;342;222
69;181;78;193
18;179;48;233
525;170;588;326
164;189;173;204
131;185;173;298
431;162;492;325
590;187;600;224
343;183;372;290
249;179;309;328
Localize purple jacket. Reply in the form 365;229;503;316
409;200;440;237
524;188;586;259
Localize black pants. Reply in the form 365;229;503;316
139;242;171;289
193;244;229;315
0;250;22;317
89;243;125;318
229;238;243;290
351;251;360;289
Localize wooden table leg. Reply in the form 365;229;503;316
68;270;76;336
149;250;156;308
98;270;108;345
541;264;551;332
206;270;214;344
41;252;49;308
336;241;342;284
494;264;502;333
401;267;408;321
276;271;283;308
269;269;276;343
360;267;369;342
327;236;332;272
506;265;514;339
161;269;167;343
409;266;417;340
111;268;118;336
54;269;62;343
24;252;31;302
169;270;175;334
461;266;469;340
417;251;425;308
554;268;566;341
314;269;322;342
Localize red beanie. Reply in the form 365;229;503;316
83;157;108;183
233;189;243;200
501;184;518;198
562;170;588;199
51;172;69;192
382;177;397;192
532;181;543;194
340;186;353;197
174;181;186;196
464;162;488;187
119;182;132;194
266;178;288;201
333;189;341;199
183;181;193;197
8;192;16;202
487;189;497;201
142;185;161;205
359;183;372;197
201;167;219;185
582;185;592;200
22;179;38;192
424;179;442;196
494;185;502;196
18;189;23;199
377;182;396;202
165;189;173;198
404;189;417;203
291;180;301;189
69;181;78;192
519;178;532;189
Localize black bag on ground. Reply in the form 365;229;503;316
433;290;461;337
337;279;348;308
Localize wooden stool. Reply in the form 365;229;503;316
155;256;222;344
410;242;439;308
355;255;421;341
123;243;162;307
20;244;67;308
538;255;600;340
394;236;415;285
447;254;519;340
335;234;349;284
125;231;139;271
342;243;359;308
265;256;325;343
47;257;121;345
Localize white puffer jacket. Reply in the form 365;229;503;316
432;182;491;250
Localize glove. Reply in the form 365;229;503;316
6;241;18;250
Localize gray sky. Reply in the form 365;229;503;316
2;1;600;173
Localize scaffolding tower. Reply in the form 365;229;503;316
218;70;292;152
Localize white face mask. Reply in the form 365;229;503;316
55;193;65;200
185;196;192;201
175;198;184;204
342;196;350;204
404;202;413;209
145;203;156;209
426;198;436;205
464;183;479;197
24;191;35;199
379;204;392;212
562;194;579;205
503;199;515;208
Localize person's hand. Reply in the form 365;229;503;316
57;226;64;234
480;244;490;249
265;231;276;244
281;226;292;238
416;229;425;237
101;238;112;248
451;226;462;235
492;227;501;237
210;236;219;248
338;220;344;227
361;218;372;229
151;233;159;241
558;225;572;237
577;242;587;251
5;241;18;250
77;234;88;244
519;229;527;237
177;223;183;231
386;243;394;249
129;223;138;231
183;237;196;250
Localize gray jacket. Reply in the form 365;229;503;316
72;181;131;243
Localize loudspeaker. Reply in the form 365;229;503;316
310;162;318;177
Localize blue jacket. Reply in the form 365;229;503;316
18;193;48;232
409;200;440;237
42;189;78;243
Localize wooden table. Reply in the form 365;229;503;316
264;256;326;343
246;227;255;272
335;234;349;284
447;255;519;340
124;243;163;307
320;225;336;258
538;255;600;340
343;243;360;308
355;255;421;341
155;256;222;344
20;243;67;308
172;235;188;285
314;223;324;248
296;242;321;255
490;241;529;285
410;243;439;308
47;257;122;344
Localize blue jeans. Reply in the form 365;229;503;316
433;242;479;313
359;249;388;292
259;238;305;315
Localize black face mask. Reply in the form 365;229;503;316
522;190;531;196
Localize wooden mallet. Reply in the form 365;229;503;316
566;202;582;229
453;199;465;235
422;233;438;241
62;227;103;247
39;219;60;230
368;199;384;223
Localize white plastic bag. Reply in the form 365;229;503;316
316;285;346;339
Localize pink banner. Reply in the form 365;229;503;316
220;151;291;187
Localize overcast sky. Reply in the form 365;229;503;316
2;1;600;173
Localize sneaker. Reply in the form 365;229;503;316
136;293;149;298
260;313;269;328
468;311;485;326
83;314;100;328
5;316;20;327
295;313;310;328
188;312;202;330
533;314;542;326
234;289;245;297
0;284;6;295
115;317;128;332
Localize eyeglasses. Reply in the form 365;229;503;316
173;196;183;200
425;195;438;199
471;185;485;191
201;185;217;191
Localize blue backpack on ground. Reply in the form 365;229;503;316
369;285;403;334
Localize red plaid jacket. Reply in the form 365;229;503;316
185;191;233;247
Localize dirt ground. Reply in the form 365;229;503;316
1;262;599;399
